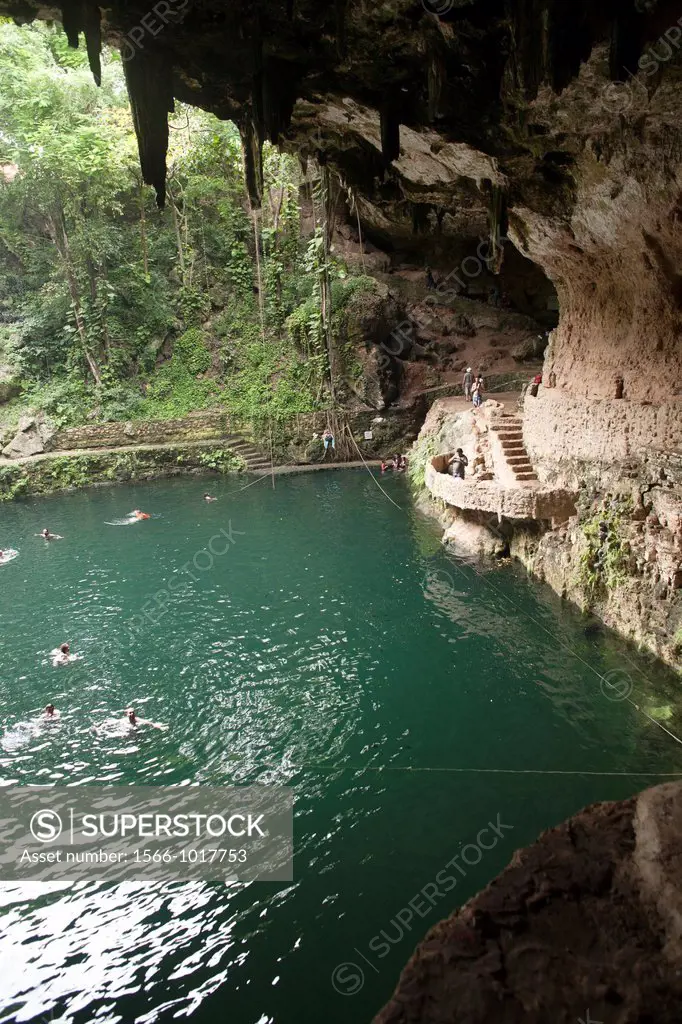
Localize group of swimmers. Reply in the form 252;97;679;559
39;703;164;730
381;454;407;474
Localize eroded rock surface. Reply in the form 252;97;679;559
376;782;682;1024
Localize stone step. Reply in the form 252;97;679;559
506;455;533;465
515;472;538;481
500;442;526;452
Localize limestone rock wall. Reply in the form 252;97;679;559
523;390;682;487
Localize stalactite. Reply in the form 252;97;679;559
83;2;102;87
488;184;508;274
380;102;400;165
507;0;547;101
60;0;81;48
412;203;430;235
123;48;174;208
261;58;297;144
335;0;347;57
427;54;444;123
546;2;591;93
239;118;264;210
609;2;647;81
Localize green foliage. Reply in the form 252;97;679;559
21;376;89;429
0;466;30;501
407;435;439;492
141;365;219;420
0;21;376;439
173;328;212;375
0;444;246;501
575;495;633;600
195;447;245;473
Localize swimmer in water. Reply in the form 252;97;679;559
44;703;60;719
203;493;217;502
51;642;71;666
36;528;62;540
129;510;151;520
126;707;166;730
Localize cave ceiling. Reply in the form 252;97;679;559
1;0;681;259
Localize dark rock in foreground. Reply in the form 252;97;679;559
375;782;682;1024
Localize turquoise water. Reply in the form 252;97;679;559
1;470;681;1023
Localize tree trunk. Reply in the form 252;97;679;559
46;208;101;384
167;183;186;283
139;180;149;277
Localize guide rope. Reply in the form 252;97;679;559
344;423;403;511
275;763;682;778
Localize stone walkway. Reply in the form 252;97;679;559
0;439;381;476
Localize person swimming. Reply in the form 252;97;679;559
129;510;151;520
37;528;62;540
125;707;167;730
203;493;217;503
51;642;72;667
44;703;60;719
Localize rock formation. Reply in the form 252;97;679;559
375;781;682;1024
0;1;680;1019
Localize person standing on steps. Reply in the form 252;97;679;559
472;375;484;408
463;367;474;402
322;428;335;459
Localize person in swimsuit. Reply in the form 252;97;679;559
126;707;166;730
203;494;217;503
37;528;62;540
51;643;72;667
44;703;60;719
130;510;151;520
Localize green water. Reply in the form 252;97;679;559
1;470;682;1023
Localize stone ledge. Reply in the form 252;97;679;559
425;462;576;523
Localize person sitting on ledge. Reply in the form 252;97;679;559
322;428;335;459
448;448;469;480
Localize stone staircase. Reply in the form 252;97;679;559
223;435;271;472
490;414;538;485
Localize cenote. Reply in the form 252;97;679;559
1;470;682;1024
